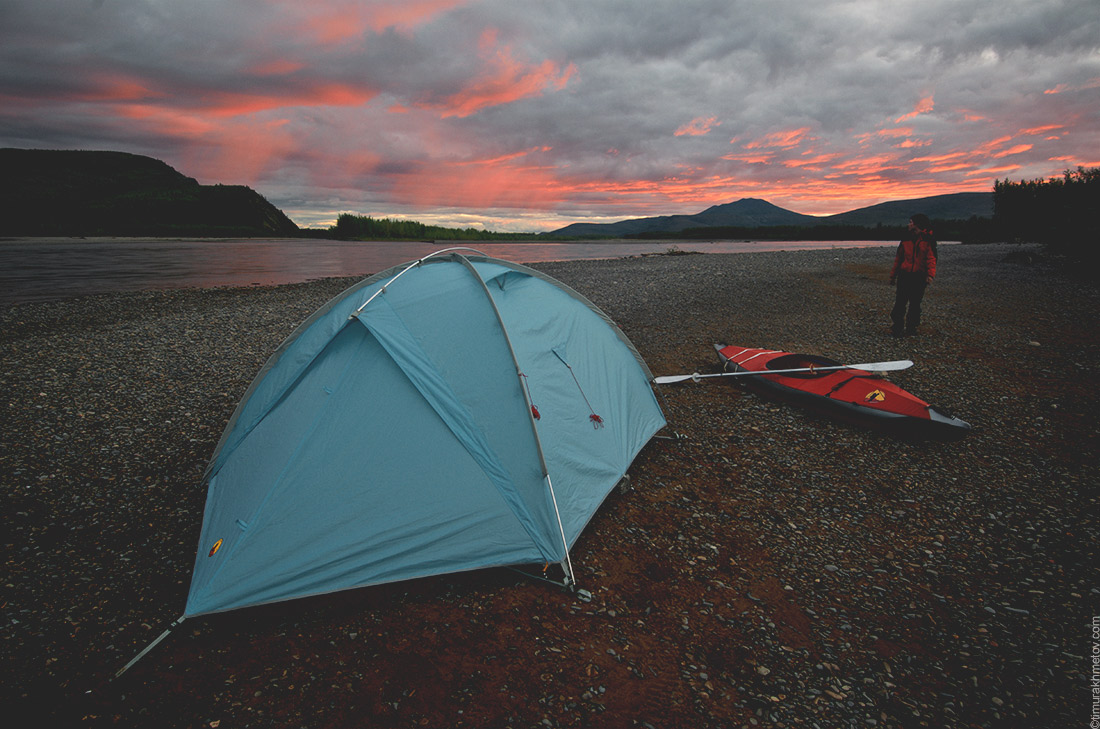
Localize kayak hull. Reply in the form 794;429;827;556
715;344;971;441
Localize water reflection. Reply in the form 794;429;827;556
0;237;898;305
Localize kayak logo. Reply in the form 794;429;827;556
865;390;886;403
209;538;223;557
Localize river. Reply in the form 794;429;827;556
0;237;902;305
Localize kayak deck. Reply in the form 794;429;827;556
715;344;971;440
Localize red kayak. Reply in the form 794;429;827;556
714;343;971;440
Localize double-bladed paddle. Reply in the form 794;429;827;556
653;359;914;385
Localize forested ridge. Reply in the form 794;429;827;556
0;149;299;237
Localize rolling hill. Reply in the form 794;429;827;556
825;192;993;226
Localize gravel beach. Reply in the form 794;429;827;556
2;243;1097;728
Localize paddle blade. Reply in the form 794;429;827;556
652;373;700;385
846;359;913;372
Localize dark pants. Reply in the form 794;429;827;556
892;273;927;334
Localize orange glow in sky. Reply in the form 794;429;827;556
2;1;1098;232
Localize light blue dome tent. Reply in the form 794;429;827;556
117;249;665;677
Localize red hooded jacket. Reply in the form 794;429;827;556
890;234;936;281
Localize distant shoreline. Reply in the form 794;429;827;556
1;237;921;306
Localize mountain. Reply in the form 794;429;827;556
0;148;299;237
552;198;817;237
688;198;820;227
549;192;993;237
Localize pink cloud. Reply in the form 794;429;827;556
855;126;929;150
249;60;305;77
417;30;575;118
855;128;906;146
895;94;934;123
974;135;1015;155
926;162;974;173
189;119;300;185
389;147;566;210
965;164;1021;179
675;116;719;137
744;127;813;150
1020;124;1063;136
198;83;377;117
782;152;842;169
114;104;216;137
1043;77;1100;95
366;0;470;32
909;152;964;164
434;59;574;118
78;73;164;102
74;65;377;119
722;152;772;164
992;144;1033;158
960;112;989;122
831;154;902;175
102;102;302;186
877;127;914;139
284;0;468;43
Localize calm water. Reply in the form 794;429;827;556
0;237;899;305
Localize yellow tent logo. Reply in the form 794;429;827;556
865;390;886;403
208;539;223;557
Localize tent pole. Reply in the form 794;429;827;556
449;253;578;590
544;474;577;590
112;616;186;681
352;247;489;316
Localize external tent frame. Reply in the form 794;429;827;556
351;249;577;587
205;248;655;481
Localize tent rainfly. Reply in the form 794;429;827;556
117;249;665;677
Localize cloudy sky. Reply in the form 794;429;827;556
2;0;1098;232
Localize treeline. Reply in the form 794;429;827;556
993;166;1098;263
311;214;541;241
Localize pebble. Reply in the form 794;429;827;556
2;243;1095;728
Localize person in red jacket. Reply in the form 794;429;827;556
889;213;937;337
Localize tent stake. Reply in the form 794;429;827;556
112;616;186;681
505;566;590;600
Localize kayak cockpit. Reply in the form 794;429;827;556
763;353;842;378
